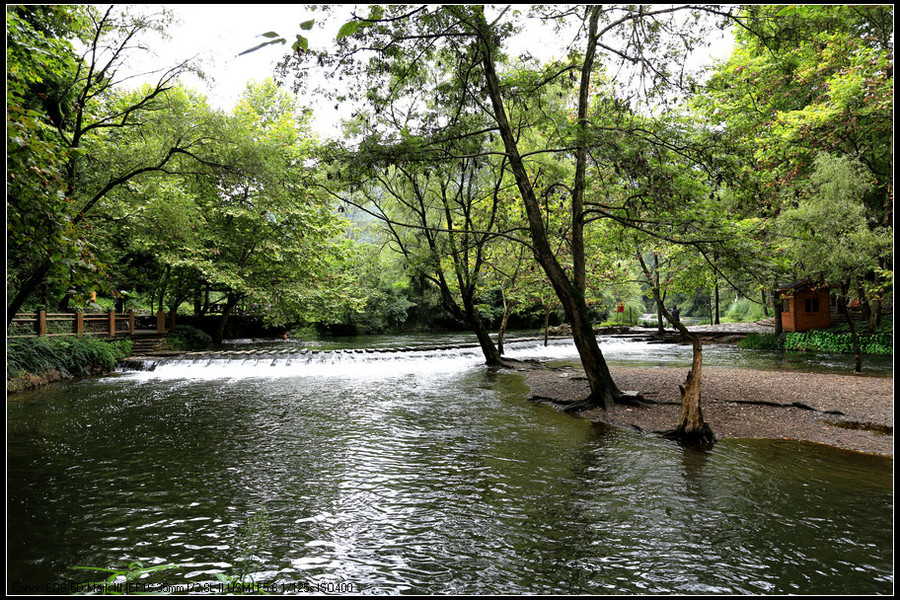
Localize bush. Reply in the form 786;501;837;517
7;336;133;381
784;331;892;355
737;333;784;350
738;331;892;355
166;325;213;351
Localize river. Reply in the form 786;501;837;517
6;336;893;594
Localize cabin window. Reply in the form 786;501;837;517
804;298;820;313
781;299;790;313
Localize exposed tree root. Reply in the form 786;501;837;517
660;423;717;448
529;391;647;413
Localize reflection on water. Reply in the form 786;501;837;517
6;337;893;594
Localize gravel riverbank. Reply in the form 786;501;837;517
523;363;894;457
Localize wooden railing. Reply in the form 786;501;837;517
8;310;135;339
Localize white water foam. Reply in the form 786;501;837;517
116;338;660;382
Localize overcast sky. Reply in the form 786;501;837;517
129;5;733;138
137;5;329;111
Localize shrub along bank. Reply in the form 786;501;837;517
738;331;892;355
6;337;133;393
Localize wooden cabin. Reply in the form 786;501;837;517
779;282;831;332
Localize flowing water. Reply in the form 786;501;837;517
7;337;893;594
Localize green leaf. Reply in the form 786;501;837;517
260;31;281;38
293;35;309;53
300;19;314;31
336;21;359;40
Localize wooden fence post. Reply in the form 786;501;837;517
75;311;84;338
128;310;135;336
108;310;116;338
38;310;47;337
156;310;166;334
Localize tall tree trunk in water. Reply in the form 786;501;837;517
434;271;504;367
464;296;505;367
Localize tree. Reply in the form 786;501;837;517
178;80;364;341
705;6;892;213
7;5;92;313
325;138;511;366
698;5;893;329
7;5;206;323
777;154;892;372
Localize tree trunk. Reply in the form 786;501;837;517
213;293;239;344
773;286;783;336
461;286;504;367
856;284;872;329
435;273;503;366
476;8;622;409
565;291;622;411
497;298;513;356
653;254;665;333
844;300;863;373
471;312;504;367
666;333;715;444
657;303;715;444
867;297;881;333
7;261;50;326
714;281;721;325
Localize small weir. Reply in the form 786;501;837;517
117;336;578;377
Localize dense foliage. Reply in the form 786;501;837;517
6;337;133;381
6;5;892;375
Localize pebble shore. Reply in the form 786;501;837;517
524;364;893;456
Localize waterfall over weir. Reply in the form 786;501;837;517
117;337;583;380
